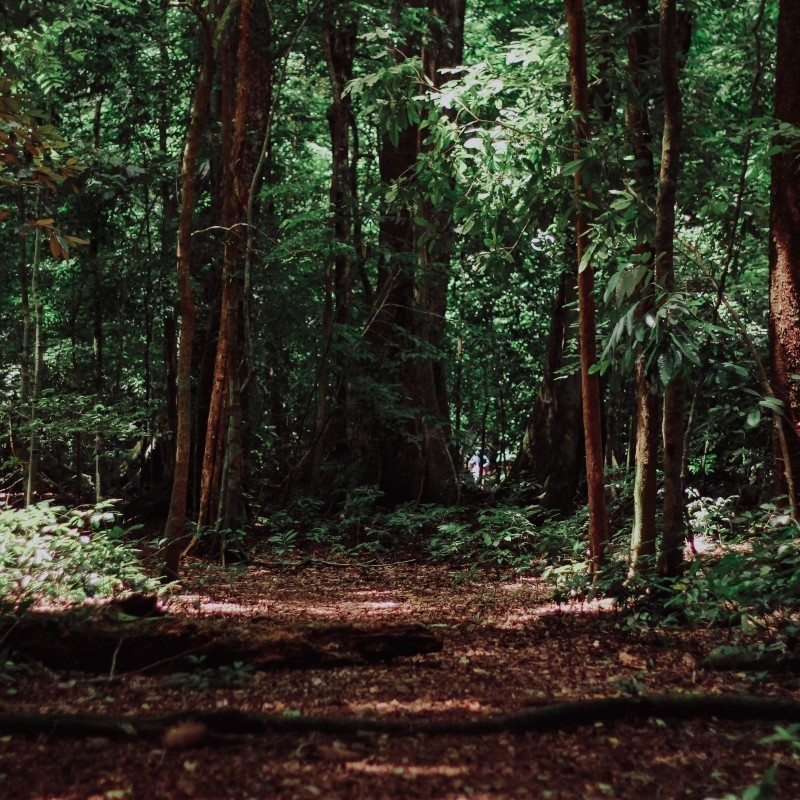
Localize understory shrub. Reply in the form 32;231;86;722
264;488;586;571
0;500;157;609
542;497;800;631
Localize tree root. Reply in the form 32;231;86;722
3;694;800;743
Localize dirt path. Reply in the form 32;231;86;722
2;563;799;799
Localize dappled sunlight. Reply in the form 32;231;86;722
345;760;467;778
343;696;494;716
170;595;273;617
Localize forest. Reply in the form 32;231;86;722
2;0;800;797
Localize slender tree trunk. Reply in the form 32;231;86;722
625;0;659;574
307;10;357;493
159;15;179;485
163;5;220;581
91;96;105;504
15;188;31;486
655;0;686;576
564;0;607;567
17;189;31;410
24;218;43;507
769;0;800;515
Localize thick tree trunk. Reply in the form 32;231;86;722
198;0;260;534
506;270;582;513
655;0;685;577
367;0;464;506
564;0;608;567
769;0;800;515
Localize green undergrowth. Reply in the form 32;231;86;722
545;496;800;640
260;487;586;573
0;499;159;611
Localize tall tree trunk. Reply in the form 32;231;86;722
655;0;685;577
163;4;222;581
506;269;582;513
368;0;464;506
159;14;178;485
16;189;31;410
769;0;800;516
91;96;105;504
197;0;255;533
15;188;31;486
625;0;659;574
308;9;358;493
564;0;608;567
24;213;43;507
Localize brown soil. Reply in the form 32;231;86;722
2;561;799;799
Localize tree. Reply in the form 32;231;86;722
564;0;607;567
196;0;257;535
627;0;659;575
769;0;800;516
505;268;582;514
654;0;686;576
363;0;465;506
163;2;234;580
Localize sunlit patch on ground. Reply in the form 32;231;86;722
345;760;467;778
343;697;493;716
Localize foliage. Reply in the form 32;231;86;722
0;500;157;609
429;503;586;571
169;655;256;690
660;509;800;629
542;498;800;638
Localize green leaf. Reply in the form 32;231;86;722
561;158;584;176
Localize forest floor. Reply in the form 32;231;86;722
2;557;800;800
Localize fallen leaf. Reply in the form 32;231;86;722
162;721;208;750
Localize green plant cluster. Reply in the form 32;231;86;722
262;487;586;573
0;500;157;609
169;655;256;691
661;508;800;629
543;496;800;635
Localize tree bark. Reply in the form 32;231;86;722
15;188;31;487
162;4;221;581
625;0;659;575
506;270;582;513
367;0;464;506
769;0;800;515
91;95;105;504
655;0;686;577
24;211;43;507
308;9;358;494
198;0;264;535
564;0;608;567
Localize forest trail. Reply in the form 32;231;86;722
2;562;799;799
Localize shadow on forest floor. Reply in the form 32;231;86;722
2;560;799;799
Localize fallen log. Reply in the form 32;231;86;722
2;610;442;674
1;694;799;742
